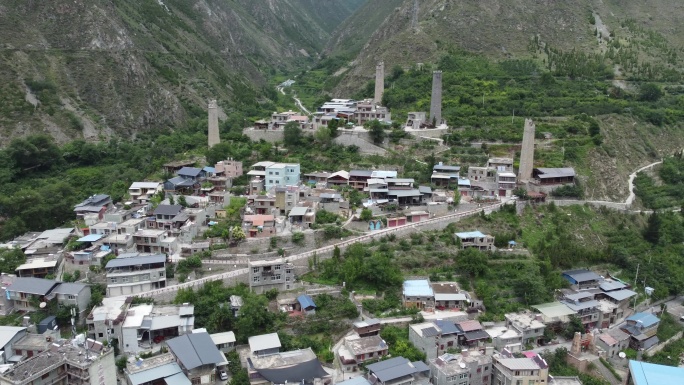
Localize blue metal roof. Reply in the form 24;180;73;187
455;231;486;239
297;295;316;309
626;313;660;328
203;167;215;173
403;280;434;297
434;320;460;335
628;360;684;385
77;234;103;242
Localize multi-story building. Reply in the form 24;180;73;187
496;172;517;197
120;303;194;354
73;194;112;220
366;357;430;385
504;312;546;346
147;205;185;230
132;229;177;254
86;296;128;342
354;101;391;125
275;186;300;215
454;231;495;251
105;254;166;296
215;159;243;178
349;170;373;191
248;259;295;293
353;319;381;337
409;321;462;361
621;313;660;350
487;158;514;172
50;283;91;320
265;163;300;190
626;360;684;385
253;196;276;215
124;353;191;385
0;326;27;364
243;215;277;238
402;279;434;310
561;292;600;329
561;269;602;290
15;257;60;278
491;351;549;385
0;338;116;385
430;350;493;385
247;161;276;179
5;278;58;312
128;182;163;204
0;274;18;316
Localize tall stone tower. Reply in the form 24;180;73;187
374;61;384;105
208;99;220;148
430;71;442;126
518;118;536;183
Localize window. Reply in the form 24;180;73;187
253;276;260;283
253;267;260;273
274;274;281;280
269;172;273;175
142;274;150;280
275;265;281;270
98;333;104;338
447;341;454;347
109;278;118;284
460;373;468;379
159;271;164;277
275;172;279;175
286;277;291;282
122;277;129;283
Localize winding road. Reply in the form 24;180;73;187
277;86;311;115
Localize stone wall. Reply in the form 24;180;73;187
243;129;284;143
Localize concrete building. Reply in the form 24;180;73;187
264;163;300;190
429;350;493;385
455;231;495;251
5;278;58;312
430;71;442;126
338;335;388;370
366;357;430;385
86;296;128;342
409;321;462;360
243;215;277;238
248;259;295;293
0;338;116;385
491;351;549;385
561;269;601;291
504;312;546;345
374;62;384;105
247;347;330;385
133;229;177;254
215;159;243;178
15;257;60;279
533;168;576;186
120;304;194;354
353;319;381;337
595;328;630;358
166;332;226;384
129;182;163;204
105;254;166;297
432;282;469;310
0;326;27;364
74;194;112;220
208;100;220;148
124;353;191;385
210;331;236;353
621;313;660;350
518;119;536;183
50;283;91;320
402;279;434;309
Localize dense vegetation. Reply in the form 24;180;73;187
634;153;684;209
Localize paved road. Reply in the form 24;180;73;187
276;85;310;115
135;201;505;298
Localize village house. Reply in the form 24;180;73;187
248;332;281;357
457;320;489;348
210;331;236;353
429;350;493;385
50;282;91;320
252;195;276;215
409;320;463;360
431;163;461;187
243;215;277;238
349;170;373;191
355;100;391;125
288;205;316;228
124;353;191;385
532;167;576;185
485;325;522;352
0;274;17;316
128;182;163;204
166;332;226;384
626;360;684;385
147;205;185;230
621;313;660;350
504;312;546;346
560;291;600;330
132;229;177;254
86;296;128;342
15;256;60;279
246;347;330;385
402;279;434;309
215;159;243;178
74;194;112;219
177;167;207;182
275;186;300;215
264;163;301;190
163;160;196;175
303;172;332;185
353;318;381;337
296;295;317;315
164;176;197;195
562;269;602;290
405;112;427;130
491;351;549;385
0;326;27;364
338;335;388;370
248;259;295;293
327;170;350;187
432;282;469;310
366;357;430;385
120;303;194;354
531;301;576;326
5;277;58;312
455;231;495;251
0;338;116;385
595;328;630;358
487;158;514;172
105;253;166;296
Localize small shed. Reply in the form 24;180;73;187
38;316;57;334
297;295;317;315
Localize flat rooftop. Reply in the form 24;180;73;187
250;348;316;369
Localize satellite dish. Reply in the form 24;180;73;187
459;362;466;369
39;302;47;308
618;352;626;359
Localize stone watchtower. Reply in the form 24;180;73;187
518;118;536;183
208;99;220;148
374;61;385;105
429;70;442;126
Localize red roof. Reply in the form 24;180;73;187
457;320;483;332
244;215;275;226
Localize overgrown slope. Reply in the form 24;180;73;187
0;0;365;144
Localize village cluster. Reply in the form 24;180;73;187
0;61;677;385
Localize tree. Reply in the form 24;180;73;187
283;121;302;147
365;119;386;145
231;226;246;243
0;248;26;274
360;208;373;221
327;118;340;138
291;232;305;245
456;248;489;277
425;153;436;182
178;195;188;207
639;83;663;102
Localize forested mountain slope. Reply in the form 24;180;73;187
0;0;365;144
